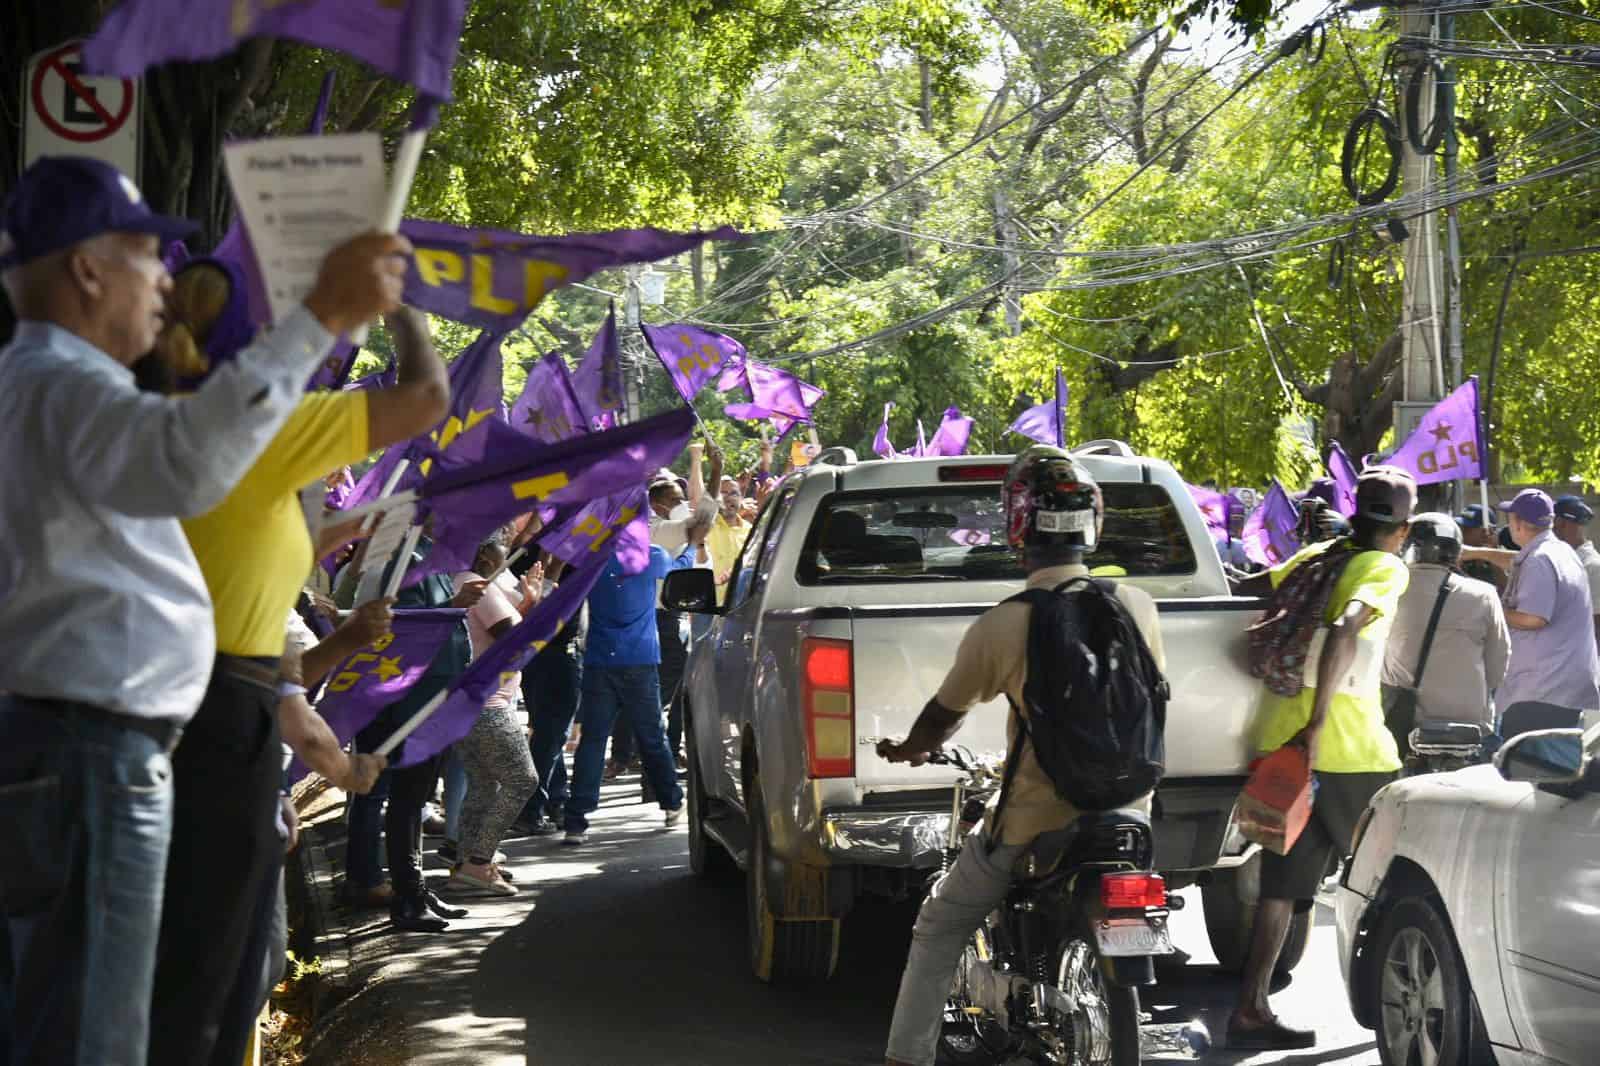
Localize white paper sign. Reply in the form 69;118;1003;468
222;133;386;323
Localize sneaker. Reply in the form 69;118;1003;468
422;812;448;837
562;830;586;846
448;865;516;897
525;818;559;837
664;805;685;828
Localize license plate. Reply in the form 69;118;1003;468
1095;918;1173;957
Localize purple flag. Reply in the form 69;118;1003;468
1242;480;1300;568
873;403;898;460
349;331;505;508
1383;378;1485;486
1010;370;1069;447
325;469;356;511
84;0;467;107
570;305;624;431
345;362;399;393
305;342;359;391
746;361;824;420
389;557;609;767
641;322;746;405
512;352;588;444
715;358;749;393
949;528;992;547
400;220;741;332
724;402;780;422
1326;442;1361;517
413;408;696;581
539;490;651;575
290;607;466;781
1186;483;1233;543
926;406;975;457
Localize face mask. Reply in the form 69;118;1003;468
669;502;691;522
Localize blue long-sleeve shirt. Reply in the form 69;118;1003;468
585;545;696;667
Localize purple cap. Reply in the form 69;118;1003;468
0;156;196;271
1497;488;1555;527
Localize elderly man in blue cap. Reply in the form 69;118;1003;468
0;156;409;1066
1551;494;1600;646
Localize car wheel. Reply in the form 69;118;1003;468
1202;853;1310;976
686;717;733;878
746;777;841;982
1373;897;1475;1066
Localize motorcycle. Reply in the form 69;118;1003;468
926;748;1177;1066
1404;720;1489;777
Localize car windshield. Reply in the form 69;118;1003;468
795;482;1197;584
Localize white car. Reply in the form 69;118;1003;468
1335;725;1600;1066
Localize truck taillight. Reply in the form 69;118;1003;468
802;638;854;778
1101;872;1167;909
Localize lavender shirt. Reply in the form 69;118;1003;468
1499;530;1600;711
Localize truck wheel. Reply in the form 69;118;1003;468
1202;854;1310;976
686;718;733;878
746;778;841;982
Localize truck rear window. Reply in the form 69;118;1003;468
796;483;1197;584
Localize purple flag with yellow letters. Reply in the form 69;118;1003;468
84;0;467;106
539;490;651;575
412;408;696;582
570;305;624;431
641;323;746;405
1382;378;1485;487
289;607;466;782
305;342;359;392
389;558;610;767
1326;442;1361;517
1242;480;1300;568
400;221;742;332
512;352;588;444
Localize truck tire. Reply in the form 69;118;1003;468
686;716;733;878
746;778;841;982
1202;853;1311;976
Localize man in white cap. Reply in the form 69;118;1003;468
0;155;407;1066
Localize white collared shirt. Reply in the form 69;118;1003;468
0;310;335;721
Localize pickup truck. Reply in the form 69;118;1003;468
662;442;1297;982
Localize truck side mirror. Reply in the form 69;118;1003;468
663;569;719;614
1495;728;1586;787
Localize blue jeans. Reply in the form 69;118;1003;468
442;748;467;843
0;697;175;1066
345;729;391;893
523;644;581;821
563;665;683;834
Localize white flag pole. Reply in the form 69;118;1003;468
374;688;450;759
351;128;428;346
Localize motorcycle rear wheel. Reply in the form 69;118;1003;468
1054;932;1140;1066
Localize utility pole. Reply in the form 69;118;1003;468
622;263;644;425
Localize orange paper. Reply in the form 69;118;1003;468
1236;745;1314;856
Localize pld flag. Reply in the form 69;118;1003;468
1186;484;1233;543
732;361;825;421
345;362;399;393
1382;378;1485;486
512;352;588;445
926;407;975;457
400;221;742;332
84;0;467;108
873;403;898;460
570;305;624;431
1242;480;1300;568
414;408;697;581
641;323;746;404
290;606;466;781
1010;370;1069;447
1326;442;1361;517
389;557;610;767
539;490;651;575
306;342;360;391
350;330;506;508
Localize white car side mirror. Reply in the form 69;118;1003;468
1494;728;1587;786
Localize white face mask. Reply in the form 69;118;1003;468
669;502;691;522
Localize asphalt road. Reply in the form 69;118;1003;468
307;777;1382;1066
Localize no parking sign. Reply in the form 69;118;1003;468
22;40;141;176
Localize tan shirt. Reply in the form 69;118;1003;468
935;564;1165;845
1381;564;1510;730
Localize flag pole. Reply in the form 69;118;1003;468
351;124;428;346
374;689;450;759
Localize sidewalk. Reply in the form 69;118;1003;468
286;774;682;1066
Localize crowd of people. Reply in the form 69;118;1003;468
0;157;778;1065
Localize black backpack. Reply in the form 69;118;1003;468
994;577;1169;830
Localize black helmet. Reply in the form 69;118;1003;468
1404;511;1463;565
1003;445;1101;553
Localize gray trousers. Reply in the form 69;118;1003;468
886;831;1024;1065
456;703;538;864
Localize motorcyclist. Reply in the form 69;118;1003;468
875;446;1166;1066
1381;512;1510;750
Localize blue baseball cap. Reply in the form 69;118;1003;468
1554;495;1594;524
1455;503;1490;529
1498;488;1555;527
0;156;196;271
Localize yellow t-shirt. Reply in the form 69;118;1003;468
706;512;748;606
1253;541;1407;774
183;392;370;656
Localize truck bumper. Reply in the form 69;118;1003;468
820;808;951;869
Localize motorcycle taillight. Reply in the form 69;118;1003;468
1101;872;1167;909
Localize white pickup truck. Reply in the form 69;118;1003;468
663;442;1295;982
